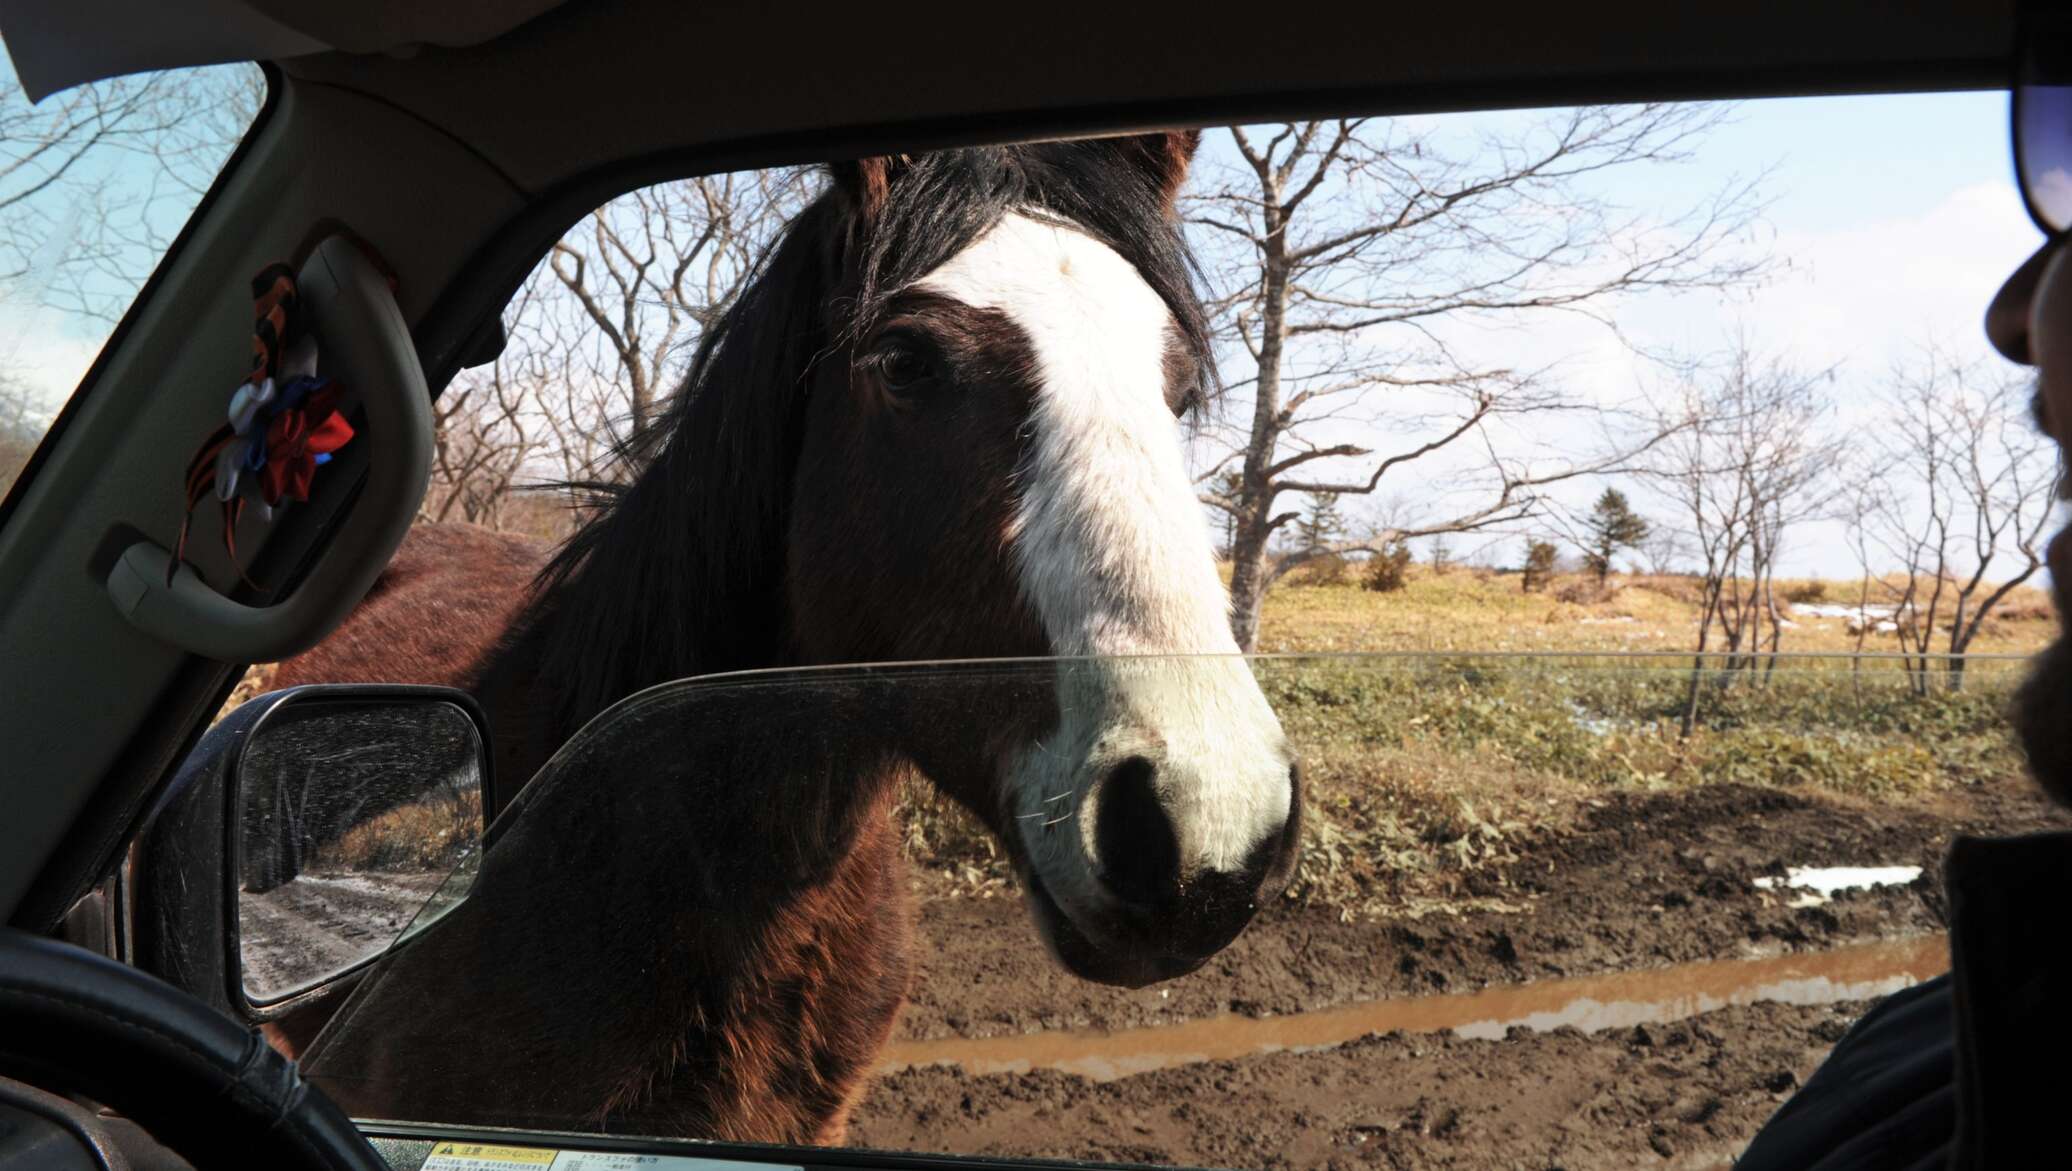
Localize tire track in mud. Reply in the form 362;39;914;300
238;870;446;997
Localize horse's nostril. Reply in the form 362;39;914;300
1093;755;1180;908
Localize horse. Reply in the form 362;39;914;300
269;521;548;709
281;133;1304;1144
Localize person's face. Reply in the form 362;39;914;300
1988;240;2072;799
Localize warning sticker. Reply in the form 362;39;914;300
547;1156;800;1171
421;1145;801;1171
422;1144;556;1169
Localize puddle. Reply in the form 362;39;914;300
880;935;1947;1082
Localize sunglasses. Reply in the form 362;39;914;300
2017;31;2072;234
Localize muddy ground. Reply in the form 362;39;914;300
848;775;2072;1169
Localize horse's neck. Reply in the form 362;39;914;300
467;616;567;815
468;530;792;807
607;787;912;1141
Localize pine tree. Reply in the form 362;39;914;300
1522;539;1558;592
1582;488;1649;585
1297;492;1345;552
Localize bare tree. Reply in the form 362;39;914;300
1858;350;2057;690
0;65;261;500
419;169;818;534
1426;533;1454;574
1187;108;1767;649
539;169;816;482
2;67;262;325
423;285;547;529
0;369;42;494
1647;342;1840;731
1636;524;1696;576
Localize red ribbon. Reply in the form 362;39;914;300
257;385;355;505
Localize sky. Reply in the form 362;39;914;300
0;75;2052;579
1633;92;2043;579
1196;92;2048;579
0;57;254;429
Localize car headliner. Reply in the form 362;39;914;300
4;0;2024;192
0;0;2026;926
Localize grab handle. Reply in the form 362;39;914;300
105;236;432;662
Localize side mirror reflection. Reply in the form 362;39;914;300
235;693;488;1003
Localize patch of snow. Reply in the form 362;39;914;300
1792;603;1899;620
1564;700;1618;736
1788;601;1921;635
1753;865;1923;907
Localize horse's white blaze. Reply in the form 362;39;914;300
920;213;1291;920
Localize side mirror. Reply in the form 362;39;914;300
134;685;491;1024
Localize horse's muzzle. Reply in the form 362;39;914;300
1031;759;1304;988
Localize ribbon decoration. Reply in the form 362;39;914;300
172;263;356;587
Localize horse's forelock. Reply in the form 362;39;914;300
838;142;1216;409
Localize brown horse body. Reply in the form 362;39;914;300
284;136;1303;1142
271;522;543;692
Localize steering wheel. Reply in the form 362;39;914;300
0;928;385;1171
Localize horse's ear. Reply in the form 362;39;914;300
829;154;917;225
1112;129;1202;211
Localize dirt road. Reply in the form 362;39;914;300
240;869;448;998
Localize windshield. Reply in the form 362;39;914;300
301;651;2028;1154
0;56;262;499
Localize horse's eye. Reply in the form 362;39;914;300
878;344;934;393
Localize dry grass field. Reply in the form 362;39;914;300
1251;564;2055;657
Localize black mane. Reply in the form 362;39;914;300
494;139;1216;742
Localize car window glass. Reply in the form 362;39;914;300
298;651;2032;1157
0;55;262;499
245;91;2066;1167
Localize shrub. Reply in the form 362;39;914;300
898;776;1013;893
1630;574;1703;605
1995;592;2054;622
1521;541;1558;592
1363;540;1413;592
1294;552;1352;587
891;655;2027;917
314;788;482;873
1782;580;1828;604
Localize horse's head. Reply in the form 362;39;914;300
556;134;1301;986
773;135;1301;986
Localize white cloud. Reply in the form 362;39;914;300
1731;181;2036;372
